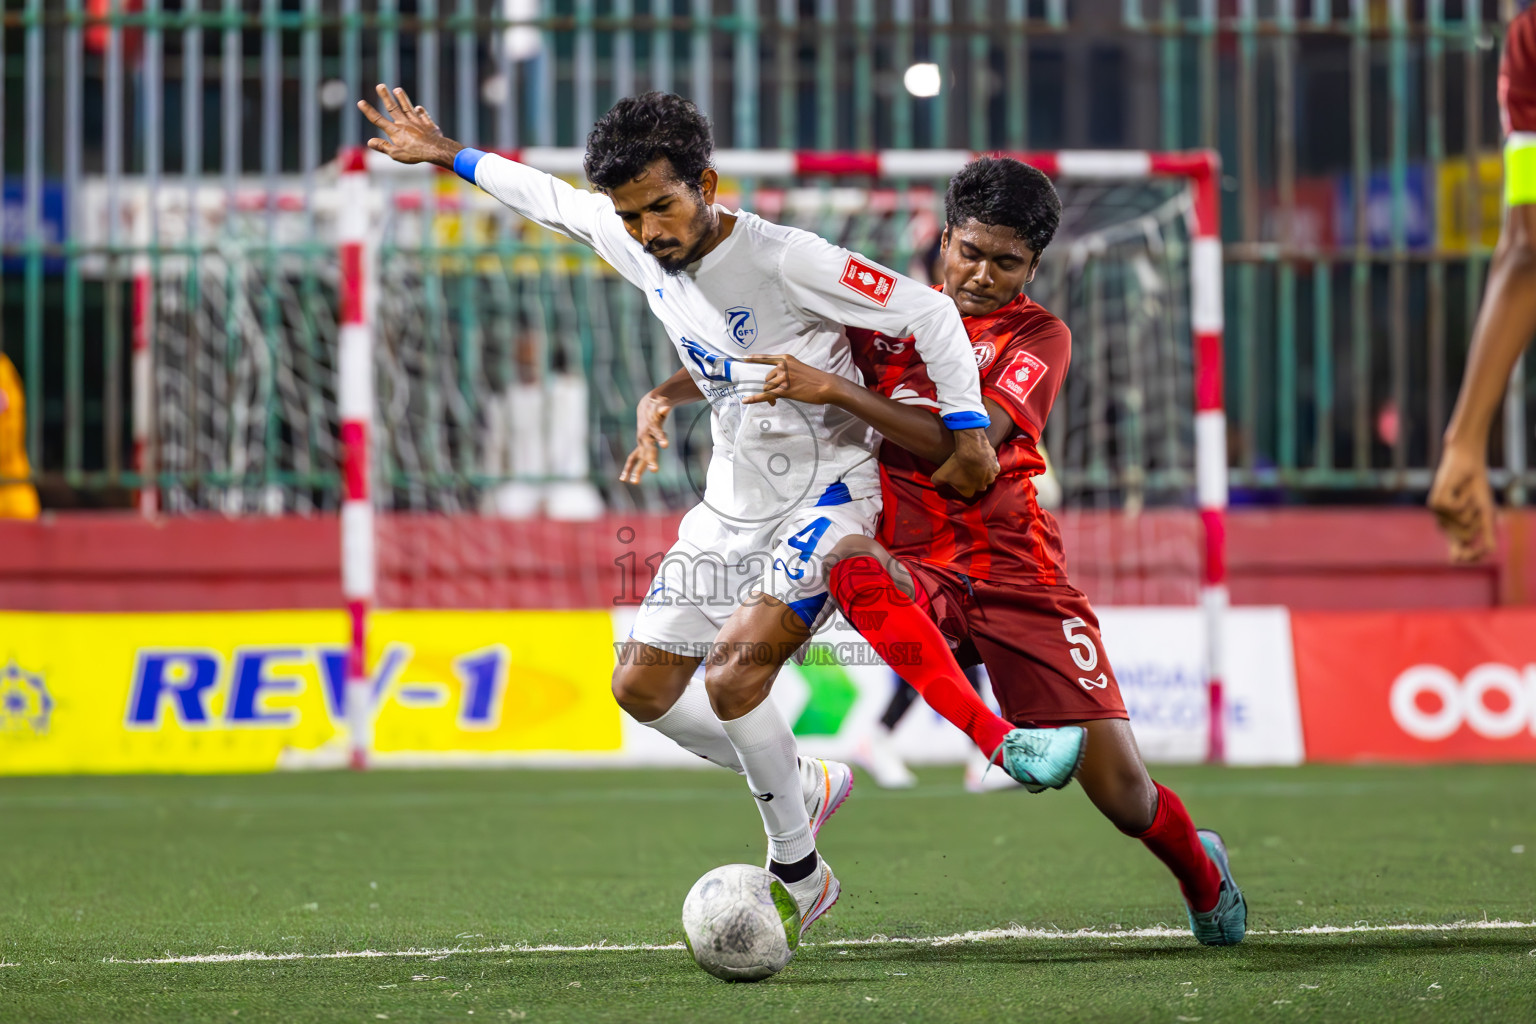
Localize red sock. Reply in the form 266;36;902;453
829;555;1013;757
1134;782;1222;913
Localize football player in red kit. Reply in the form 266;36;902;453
742;157;1247;945
1429;2;1536;559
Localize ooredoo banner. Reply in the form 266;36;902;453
1290;609;1536;762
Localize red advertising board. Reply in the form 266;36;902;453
1292;609;1536;762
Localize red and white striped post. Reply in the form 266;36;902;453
1159;153;1228;764
337;146;376;770
131;206;156;517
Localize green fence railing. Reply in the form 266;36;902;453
1;0;1530;510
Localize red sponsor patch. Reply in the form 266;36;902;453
994;350;1049;404
839;256;896;307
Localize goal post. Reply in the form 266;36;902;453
332;146;1228;767
337;146;376;771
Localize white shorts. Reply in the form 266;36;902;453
629;494;879;659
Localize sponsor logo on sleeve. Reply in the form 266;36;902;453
839;256;896;307
994;350;1049;404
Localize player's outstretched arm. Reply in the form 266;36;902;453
357;84;463;168
359;83;627;263
743;354;1012;497
1428;204;1536;562
620;368;704;484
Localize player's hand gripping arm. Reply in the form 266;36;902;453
1428;203;1536;563
883;278;1000;495
358;84;623;257
778;246;999;494
620;368;705;484
742;353;1014;497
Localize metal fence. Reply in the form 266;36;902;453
2;0;1531;508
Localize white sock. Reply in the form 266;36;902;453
718;698;815;864
639;683;743;774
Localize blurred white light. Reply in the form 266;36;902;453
903;62;942;98
318;78;349;110
482;74;508;107
503;0;544;61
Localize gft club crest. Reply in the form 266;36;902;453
0;658;54;736
725;307;758;349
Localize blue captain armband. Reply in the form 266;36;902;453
453;147;489;184
942;410;991;430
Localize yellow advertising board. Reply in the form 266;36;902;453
0;609;620;774
1436;153;1504;252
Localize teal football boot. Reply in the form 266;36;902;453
990;725;1087;793
1186;828;1247;946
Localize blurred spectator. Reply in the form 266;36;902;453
481;330;604;521
0;351;40;519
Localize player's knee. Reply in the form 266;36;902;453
823;534;884;589
1107;773;1159;835
609;663;645;711
824;536;912;602
702;650;772;717
827;534;882;566
611;662;675;721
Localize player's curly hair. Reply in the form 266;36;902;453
944;156;1061;255
584;92;714;192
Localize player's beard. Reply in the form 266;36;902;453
646;201;716;276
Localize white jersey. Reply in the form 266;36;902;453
459;150;989;526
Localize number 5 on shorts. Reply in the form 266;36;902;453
1061;616;1099;671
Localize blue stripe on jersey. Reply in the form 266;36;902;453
814;481;852;506
453;148;488;183
785;592;829;628
942;410;991;430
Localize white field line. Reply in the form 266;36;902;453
95;919;1536;966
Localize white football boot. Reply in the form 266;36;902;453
800;756;855;837
783;855;841;935
855;728;917;789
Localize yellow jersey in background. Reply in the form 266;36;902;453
0;352;40;519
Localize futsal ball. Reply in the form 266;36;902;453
681;864;801;981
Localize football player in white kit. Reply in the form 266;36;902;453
361;87;1078;930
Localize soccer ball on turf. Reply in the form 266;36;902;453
681;864;801;981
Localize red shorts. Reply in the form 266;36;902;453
900;558;1128;726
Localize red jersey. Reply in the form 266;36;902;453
1502;6;1536;134
848;290;1072;586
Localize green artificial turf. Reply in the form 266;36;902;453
2;764;1533;1022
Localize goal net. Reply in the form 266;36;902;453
88;150;1226;760
102;156;1208;607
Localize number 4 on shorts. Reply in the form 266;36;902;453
787;517;832;562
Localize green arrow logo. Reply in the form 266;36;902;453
790;646;858;736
